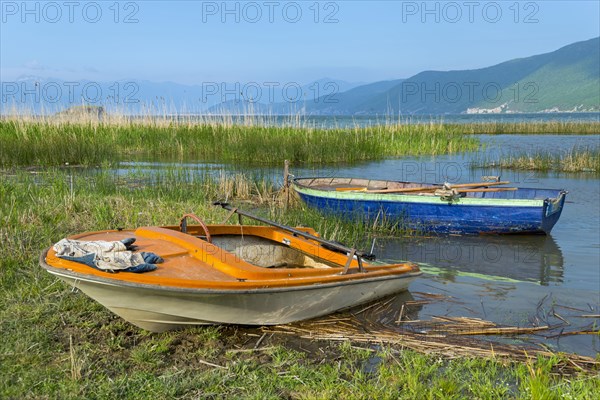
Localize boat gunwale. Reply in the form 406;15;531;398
292;177;567;205
40;248;422;295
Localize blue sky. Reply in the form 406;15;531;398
1;1;599;84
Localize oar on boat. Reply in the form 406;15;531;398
213;202;375;273
341;181;513;194
433;187;518;202
455;187;517;193
335;187;368;192
444;181;511;189
336;185;441;193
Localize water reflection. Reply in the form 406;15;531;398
377;235;564;286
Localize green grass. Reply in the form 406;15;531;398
474;148;600;173
2;116;598;168
1;169;598;398
454;121;600;134
0;117;479;167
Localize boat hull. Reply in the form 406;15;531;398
294;179;567;235
44;259;419;332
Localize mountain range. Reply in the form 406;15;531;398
284;37;599;115
2;37;598;115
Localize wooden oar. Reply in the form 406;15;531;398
337;186;441;193
336;181;512;194
433;187;517;200
335;187;368;192
367;186;437;194
213;201;376;262
455;187;517;193
367;181;512;194
367;182;510;193
446;181;510;188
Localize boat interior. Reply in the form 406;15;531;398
43;223;418;289
208;234;335;269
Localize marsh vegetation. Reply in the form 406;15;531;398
0;116;479;167
475;148;600;173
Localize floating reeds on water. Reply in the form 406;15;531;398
261;292;600;375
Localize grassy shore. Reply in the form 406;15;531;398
475;148;600;173
1;170;598;398
0;116;479;167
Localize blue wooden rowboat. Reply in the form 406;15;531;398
292;177;567;235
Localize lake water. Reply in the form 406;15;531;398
288;135;599;356
164;112;600;128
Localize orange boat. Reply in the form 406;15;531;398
40;203;421;332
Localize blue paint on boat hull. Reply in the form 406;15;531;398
296;191;567;235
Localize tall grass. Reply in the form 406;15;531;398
474;148;600;173
0;114;478;167
455;121;600;134
0;168;397;248
3;113;598;167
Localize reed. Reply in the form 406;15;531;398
475;148;600;173
0;115;478;167
3;112;598;167
453;120;600;134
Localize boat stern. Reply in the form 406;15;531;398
541;190;568;234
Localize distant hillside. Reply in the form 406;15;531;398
205;78;361;114
303;37;600;115
295;79;405;115
207;79;406;115
488;38;600;113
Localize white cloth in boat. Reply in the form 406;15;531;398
52;238;162;272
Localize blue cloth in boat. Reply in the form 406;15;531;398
53;238;163;273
